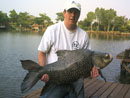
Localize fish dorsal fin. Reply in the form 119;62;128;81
20;60;41;71
56;50;71;59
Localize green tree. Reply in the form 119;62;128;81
127;19;130;32
86;12;96;31
9;9;19;29
95;8;117;31
103;9;116;31
95;8;103;31
34;17;41;25
112;16;128;32
56;12;64;23
128;19;130;26
119;17;128;32
126;22;130;32
40;13;53;27
0;11;9;28
18;12;32;28
9;9;18;23
34;13;53;28
78;19;89;30
111;16;123;31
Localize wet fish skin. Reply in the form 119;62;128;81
21;49;113;93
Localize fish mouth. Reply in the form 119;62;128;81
95;54;113;69
110;54;113;61
100;54;113;69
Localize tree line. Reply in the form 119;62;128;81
78;8;130;33
0;9;53;31
0;8;130;33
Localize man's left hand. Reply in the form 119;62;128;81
91;66;99;78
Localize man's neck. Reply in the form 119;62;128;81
64;21;77;32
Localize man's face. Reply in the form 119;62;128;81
63;8;80;26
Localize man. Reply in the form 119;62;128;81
38;0;99;98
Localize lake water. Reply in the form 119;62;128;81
0;31;130;98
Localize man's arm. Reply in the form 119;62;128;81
38;51;49;82
38;51;46;66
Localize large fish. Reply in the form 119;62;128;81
21;49;113;93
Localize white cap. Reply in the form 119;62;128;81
64;0;81;11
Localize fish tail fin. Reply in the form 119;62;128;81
20;60;42;93
21;71;39;93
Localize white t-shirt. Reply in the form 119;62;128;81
38;21;91;64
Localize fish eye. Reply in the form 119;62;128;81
105;54;109;58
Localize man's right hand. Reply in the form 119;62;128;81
41;74;49;82
91;66;99;78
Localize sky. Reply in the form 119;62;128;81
0;0;130;22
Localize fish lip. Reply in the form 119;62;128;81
110;54;113;60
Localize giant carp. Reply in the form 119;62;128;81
21;49;113;93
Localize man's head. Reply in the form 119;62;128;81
63;0;81;30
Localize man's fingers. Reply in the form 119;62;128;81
93;66;98;71
41;74;49;82
91;66;99;78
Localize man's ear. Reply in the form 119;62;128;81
63;10;66;17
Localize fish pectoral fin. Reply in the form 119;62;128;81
98;69;106;82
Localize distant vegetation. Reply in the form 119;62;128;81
0;8;130;33
78;8;130;33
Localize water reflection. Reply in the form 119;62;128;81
89;32;130;40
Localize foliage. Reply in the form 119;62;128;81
0;8;130;33
9;10;18;23
79;8;130;33
0;11;9;28
39;13;53;27
6;10;53;31
55;12;64;23
86;12;96;31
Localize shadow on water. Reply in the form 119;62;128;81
89;32;130;40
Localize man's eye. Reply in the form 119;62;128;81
68;10;72;13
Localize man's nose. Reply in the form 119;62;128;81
71;12;75;16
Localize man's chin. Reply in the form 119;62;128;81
69;21;76;25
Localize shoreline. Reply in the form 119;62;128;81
0;29;130;36
87;31;130;36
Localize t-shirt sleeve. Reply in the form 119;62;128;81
83;32;91;50
38;27;53;53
